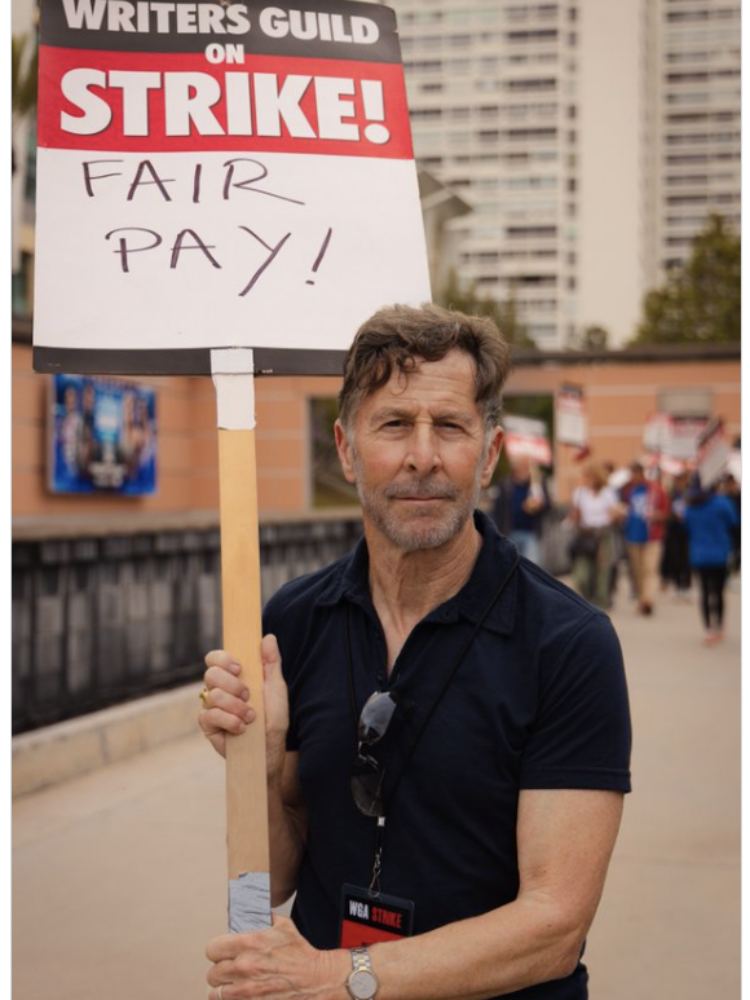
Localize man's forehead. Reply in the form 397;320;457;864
379;350;476;390
355;357;483;427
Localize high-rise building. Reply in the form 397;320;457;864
648;0;741;278
381;0;740;348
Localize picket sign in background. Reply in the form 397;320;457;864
33;0;431;374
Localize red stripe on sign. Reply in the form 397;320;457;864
38;46;414;159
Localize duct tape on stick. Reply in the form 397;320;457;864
229;872;273;933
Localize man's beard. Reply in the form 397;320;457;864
351;451;486;553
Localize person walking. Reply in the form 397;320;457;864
683;476;739;645
569;462;623;609
623;463;669;616
491;456;550;566
660;471;693;600
198;304;631;1000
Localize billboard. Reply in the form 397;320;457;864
49;374;157;494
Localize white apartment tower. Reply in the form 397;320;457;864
395;1;584;348
649;0;741;279
384;0;740;348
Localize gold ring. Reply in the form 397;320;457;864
199;687;210;707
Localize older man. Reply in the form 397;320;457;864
199;304;631;1000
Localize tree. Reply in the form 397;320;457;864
574;325;609;352
12;34;38;174
631;213;740;345
436;269;538;350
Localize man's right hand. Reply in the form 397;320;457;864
198;635;290;780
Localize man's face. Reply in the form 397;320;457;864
335;351;503;553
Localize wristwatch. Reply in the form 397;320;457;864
346;946;379;1000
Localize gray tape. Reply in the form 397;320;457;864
228;871;272;933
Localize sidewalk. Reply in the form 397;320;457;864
12;579;741;1000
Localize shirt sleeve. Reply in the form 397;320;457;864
519;611;632;793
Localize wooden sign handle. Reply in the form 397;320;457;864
213;350;272;932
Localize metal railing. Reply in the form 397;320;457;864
12;515;363;735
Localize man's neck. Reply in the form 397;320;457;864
364;517;483;669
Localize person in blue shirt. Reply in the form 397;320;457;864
491;456;550;566
198;304;631;1000
683;475;739;645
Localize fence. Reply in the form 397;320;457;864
12;515;364;735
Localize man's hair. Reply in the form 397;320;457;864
338;303;512;430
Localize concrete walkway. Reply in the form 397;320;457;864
12;578;741;999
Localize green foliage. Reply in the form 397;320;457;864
576;325;609;352
436;269;538;350
631;214;740;345
12;34;38;121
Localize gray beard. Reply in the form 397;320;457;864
351;453;486;553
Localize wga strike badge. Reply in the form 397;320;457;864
339;884;415;947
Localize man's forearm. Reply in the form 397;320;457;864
266;752;307;907
364;892;585;1000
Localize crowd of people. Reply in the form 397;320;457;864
498;455;740;646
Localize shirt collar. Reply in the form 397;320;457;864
318;510;519;636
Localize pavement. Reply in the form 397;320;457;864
12;576;742;1000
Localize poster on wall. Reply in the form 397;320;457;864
33;0;431;375
49;374;157;494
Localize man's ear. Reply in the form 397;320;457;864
334;419;357;485
481;428;504;488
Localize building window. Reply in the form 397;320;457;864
309;398;358;508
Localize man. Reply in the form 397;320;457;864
199;304;632;1000
491;455;550;566
622;462;669;615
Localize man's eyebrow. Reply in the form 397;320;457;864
368;406;417;422
368;406;476;424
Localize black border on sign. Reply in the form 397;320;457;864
33;346;348;377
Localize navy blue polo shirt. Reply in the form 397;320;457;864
263;511;632;999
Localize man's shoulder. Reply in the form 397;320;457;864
263;547;354;624
520;556;605;620
513;556;619;654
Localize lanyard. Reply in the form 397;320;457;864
345;550;520;893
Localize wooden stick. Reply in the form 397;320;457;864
213;349;272;932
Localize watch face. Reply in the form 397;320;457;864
348;969;378;1000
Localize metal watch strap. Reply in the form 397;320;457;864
347;946;378;1000
352;948;372;974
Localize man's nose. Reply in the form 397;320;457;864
405;423;442;474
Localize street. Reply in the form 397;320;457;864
12;578;741;999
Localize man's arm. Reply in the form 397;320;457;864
207;787;624;1000
363;787;623;998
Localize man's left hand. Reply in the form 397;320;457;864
206;915;344;999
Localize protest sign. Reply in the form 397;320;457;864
555;383;588;449
697;418;730;489
33;0;431;375
33;0;431;933
643;412;708;465
502;415;552;467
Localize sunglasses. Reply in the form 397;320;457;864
350;690;400;818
